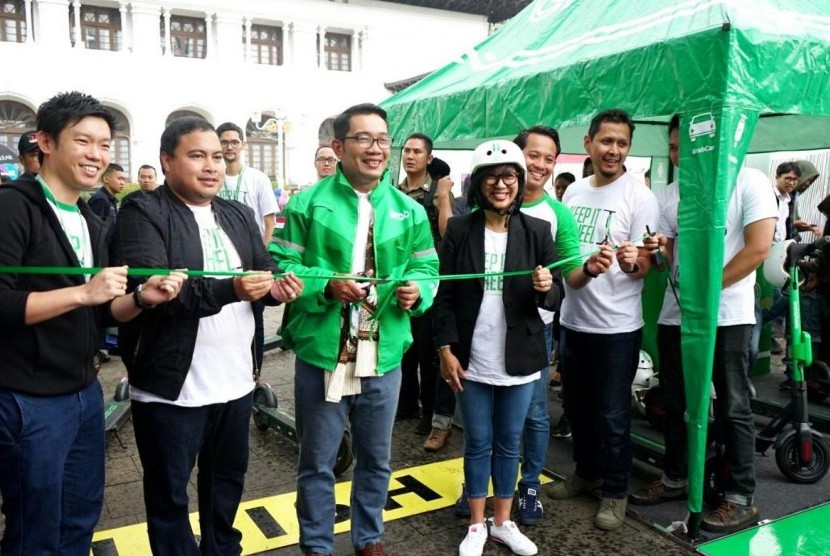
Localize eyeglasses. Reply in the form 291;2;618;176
220;139;242;148
340;134;393;149
483;172;519;186
316;157;337;165
783;176;800;183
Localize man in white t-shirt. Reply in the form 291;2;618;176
546;109;659;532
216;122;281;373
216;122;279;246
630;115;777;534
112;117;303;554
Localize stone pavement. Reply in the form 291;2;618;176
27;306;695;555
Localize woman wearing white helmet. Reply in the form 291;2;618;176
433;139;561;556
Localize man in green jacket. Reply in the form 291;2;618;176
270;103;439;556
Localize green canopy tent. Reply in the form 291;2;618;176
381;0;830;538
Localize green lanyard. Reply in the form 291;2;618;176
224;166;246;202
36;175;91;272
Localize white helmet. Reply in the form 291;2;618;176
470;140;527;178
632;350;658;416
764;240;794;288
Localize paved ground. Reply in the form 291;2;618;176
1;306;695;555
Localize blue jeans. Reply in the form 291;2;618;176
295;359;400;554
561;327;642;499
520;322;553;490
458;379;535;499
132;391;253;555
0;380;104;555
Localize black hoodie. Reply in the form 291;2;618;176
0;174;112;395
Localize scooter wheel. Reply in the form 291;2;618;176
253;385;278;431
776;432;830;484
704;453;729;509
334;430;355;476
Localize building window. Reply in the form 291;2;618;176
1;0;26;43
249;24;282;65
247;117;279;181
321;32;351;72
0;99;36;152
107;107;130;175
70;6;121;51
168;15;205;59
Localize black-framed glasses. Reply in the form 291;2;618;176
220;139;242;148
483;172;519;186
783;176;800;183
340;134;393;149
316;156;337;164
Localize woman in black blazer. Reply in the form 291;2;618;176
434;140;561;556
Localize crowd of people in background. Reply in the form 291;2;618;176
0;91;826;556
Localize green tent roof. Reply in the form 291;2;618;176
382;0;830;154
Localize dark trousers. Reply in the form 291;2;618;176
561;327;642;499
0;380;104;555
657;325;688;481
132;391;253;555
659;324;756;504
399;309;440;417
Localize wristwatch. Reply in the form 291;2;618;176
132;283;155;310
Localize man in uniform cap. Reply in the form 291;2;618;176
17;130;41;178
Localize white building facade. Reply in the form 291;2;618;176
0;0;488;186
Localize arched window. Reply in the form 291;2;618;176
165;109;206;128
107;107;131;174
0;100;36;152
247;114;280;181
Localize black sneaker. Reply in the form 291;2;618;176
517;483;543;526
454;483;471;518
701;501;759;533
779;378;794;391
551;415;571;439
415;413;432;436
629;479;687;506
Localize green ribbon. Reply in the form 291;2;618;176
0;236;646;285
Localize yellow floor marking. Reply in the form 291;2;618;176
91;457;551;555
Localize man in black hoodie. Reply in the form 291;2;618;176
0;91;184;554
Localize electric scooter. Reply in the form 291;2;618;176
251;335;355;476
705;238;830;505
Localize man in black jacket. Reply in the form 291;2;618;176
88;162;127;243
112;117;302;554
0;91;184;554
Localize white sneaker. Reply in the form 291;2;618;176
459;522;488;556
488;519;538;555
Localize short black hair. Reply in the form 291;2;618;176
404;132;433;154
36;91;116;163
466;164;526;216
138;164;156;175
333;103;387;140
587;109;635;140
776;161;802;177
427;157;450;180
216;122;244;140
102;163;124;177
160;117;215;156
668;114;680;135
513;125;561;158
555;172;576;185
